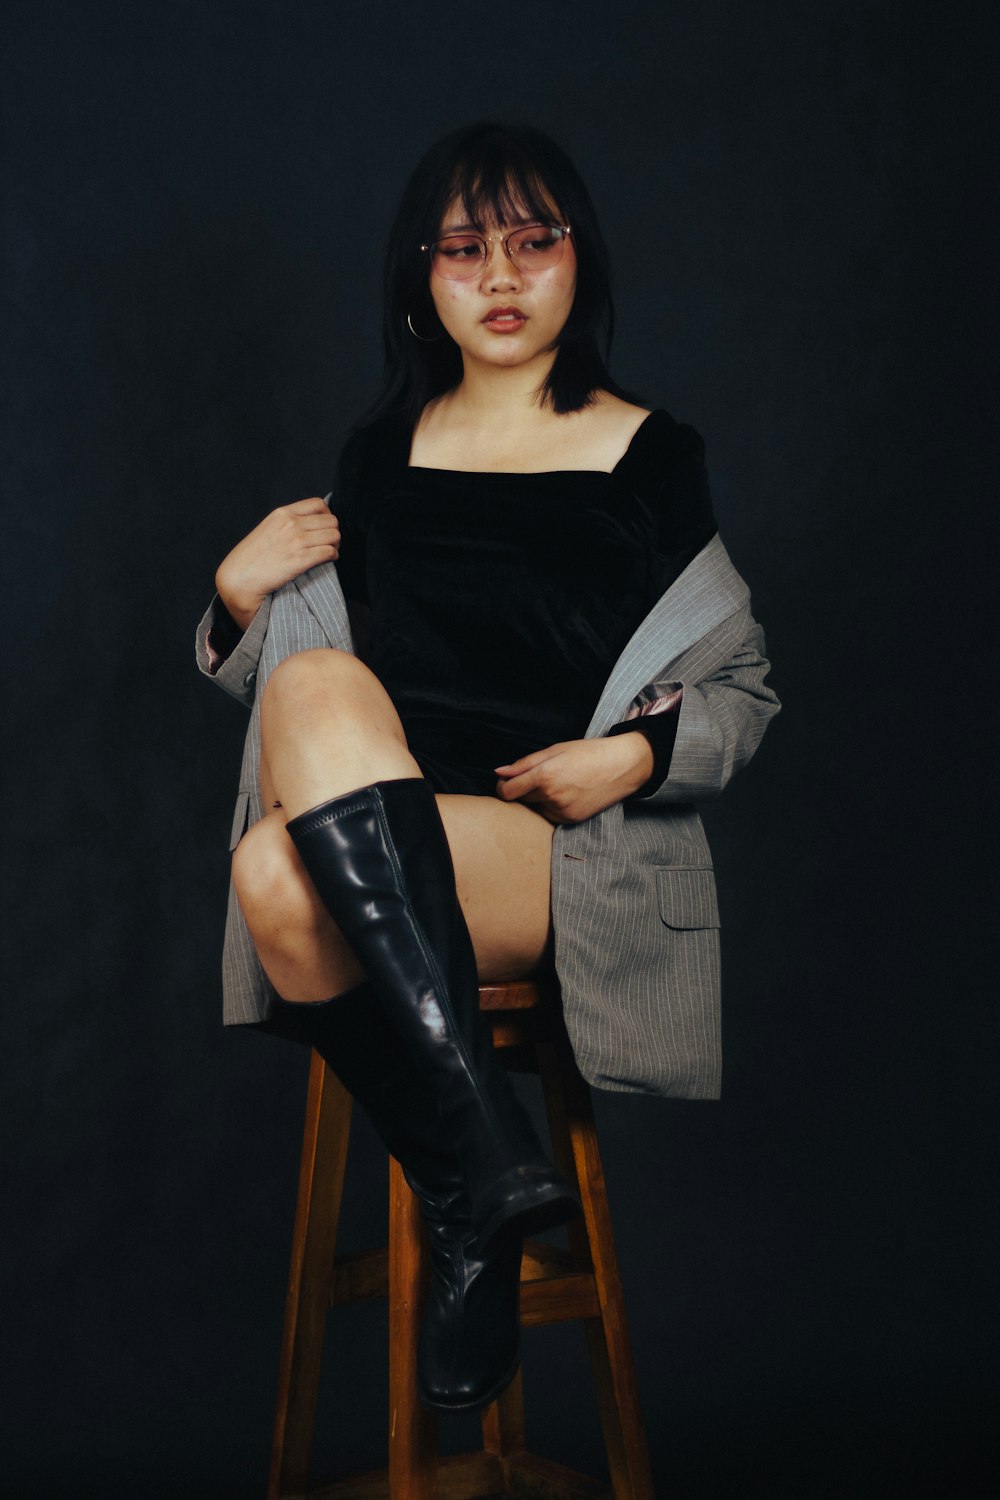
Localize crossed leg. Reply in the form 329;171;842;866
231;648;555;1001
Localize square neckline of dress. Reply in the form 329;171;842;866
403;408;662;479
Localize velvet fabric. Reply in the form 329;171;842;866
333;409;717;797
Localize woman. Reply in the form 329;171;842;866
197;122;779;1413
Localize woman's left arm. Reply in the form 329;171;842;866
631;617;779;807
495;614;779;823
494;733;658;824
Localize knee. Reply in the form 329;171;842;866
231;818;311;938
262;648;369;718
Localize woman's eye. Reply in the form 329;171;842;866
439;238;482;260
515;229;559;256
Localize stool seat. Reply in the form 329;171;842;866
267;977;655;1499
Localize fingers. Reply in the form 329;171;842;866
494;763;549;802
270;501;341;559
494;744;563;777
494;744;569;804
286;496;331;516
299;514;340;533
219;497;343;611
272;503;339;536
492;739;626;825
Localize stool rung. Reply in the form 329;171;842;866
330;1247;388;1305
330;1238;592;1308
521;1239;577;1277
502;1452;613;1498
305;1447;502;1499
303;1448;613;1500
521;1271;601;1325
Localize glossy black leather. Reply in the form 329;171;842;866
286;777;580;1252
417;1196;523;1411
269;983;522;1411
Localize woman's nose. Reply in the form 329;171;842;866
481;237;521;291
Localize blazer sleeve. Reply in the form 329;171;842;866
194;592;272;708
635;614;780;806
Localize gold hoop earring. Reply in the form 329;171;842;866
406;312;444;343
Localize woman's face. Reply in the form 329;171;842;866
426;191;578;374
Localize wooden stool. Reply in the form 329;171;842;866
267;978;655;1499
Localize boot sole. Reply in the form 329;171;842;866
417;1351;521;1414
476;1183;582;1255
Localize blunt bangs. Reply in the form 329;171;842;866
434;149;566;238
367;122;634;428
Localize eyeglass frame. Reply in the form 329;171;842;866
419;223;573;280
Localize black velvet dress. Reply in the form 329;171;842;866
332;409;717;799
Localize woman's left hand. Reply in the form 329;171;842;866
494;734;654;824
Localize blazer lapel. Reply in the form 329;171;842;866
585;534;750;737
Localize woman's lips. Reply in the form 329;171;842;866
483;307;527;333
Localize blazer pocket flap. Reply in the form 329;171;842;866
656;866;720;930
229;790;251;852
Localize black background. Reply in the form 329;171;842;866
3;2;997;1496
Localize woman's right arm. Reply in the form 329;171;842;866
196;496;342;704
215;496;341;630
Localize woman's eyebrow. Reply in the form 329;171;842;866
439;214;542;235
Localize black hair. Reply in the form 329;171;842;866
365;121;633;429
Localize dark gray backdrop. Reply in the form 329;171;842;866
3;1;996;1496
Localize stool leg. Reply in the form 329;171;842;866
536;1034;656;1500
388;1156;437;1498
482;1363;526;1459
269;1051;353;1500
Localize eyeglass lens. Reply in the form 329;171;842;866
429;225;568;281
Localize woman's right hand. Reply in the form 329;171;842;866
215;497;342;633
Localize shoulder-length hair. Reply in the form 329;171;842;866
365;121;632;428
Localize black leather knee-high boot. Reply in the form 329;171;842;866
284;777;580;1253
267;983;523;1411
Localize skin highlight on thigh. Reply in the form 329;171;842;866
259;648;422;818
232;792;555;1002
436;793;555;981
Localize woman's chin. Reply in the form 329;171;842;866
463;336;554;373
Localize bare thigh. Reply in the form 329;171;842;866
438;793;555;979
232;790;555;1002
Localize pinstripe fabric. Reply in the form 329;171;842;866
195;562;355;1026
195;532;779;1096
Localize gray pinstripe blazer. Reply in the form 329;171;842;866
195;532;779;1098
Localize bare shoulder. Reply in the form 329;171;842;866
590;392;653;439
592;392;651;422
565;392;652;472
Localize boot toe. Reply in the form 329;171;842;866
417;1230;522;1413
